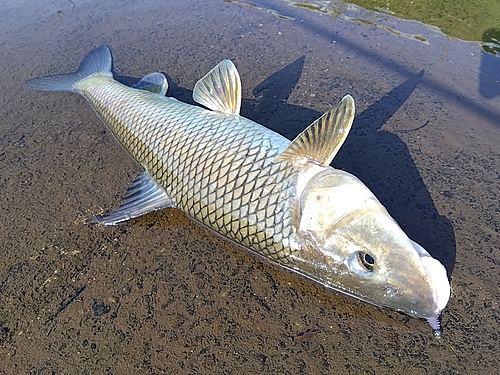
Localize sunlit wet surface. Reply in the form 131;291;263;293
1;0;499;373
285;0;500;47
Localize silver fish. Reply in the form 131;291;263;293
26;46;450;336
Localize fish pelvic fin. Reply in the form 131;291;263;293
25;45;113;93
274;95;355;166
193;59;241;115
88;171;176;226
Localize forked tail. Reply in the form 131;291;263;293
25;46;113;93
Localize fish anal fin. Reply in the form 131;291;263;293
193;60;241;115
132;72;169;96
88;171;175;226
274;95;355;166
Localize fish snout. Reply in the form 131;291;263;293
411;241;451;318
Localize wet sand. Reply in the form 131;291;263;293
0;0;499;373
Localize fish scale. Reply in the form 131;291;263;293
26;46;451;336
79;75;297;263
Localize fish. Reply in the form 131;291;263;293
26;46;450;336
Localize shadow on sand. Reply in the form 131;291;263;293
245;57;456;278
116;56;456;280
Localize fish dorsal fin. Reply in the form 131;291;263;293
133;72;169;95
275;95;355;166
193;60;241;115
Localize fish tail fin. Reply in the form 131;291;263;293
25;46;113;93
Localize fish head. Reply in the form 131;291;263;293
292;167;450;319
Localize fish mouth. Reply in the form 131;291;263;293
410;240;451;317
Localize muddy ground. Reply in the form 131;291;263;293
0;0;499;374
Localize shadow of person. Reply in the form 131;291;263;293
240;57;456;279
128;56;456;279
479;28;500;99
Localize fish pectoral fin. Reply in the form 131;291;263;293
132;72;169;95
193;59;241;115
274;95;355;166
88;171;176;226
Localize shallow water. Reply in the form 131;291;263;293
297;0;500;44
1;0;499;373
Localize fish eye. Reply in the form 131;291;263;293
358;252;375;272
348;251;376;275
